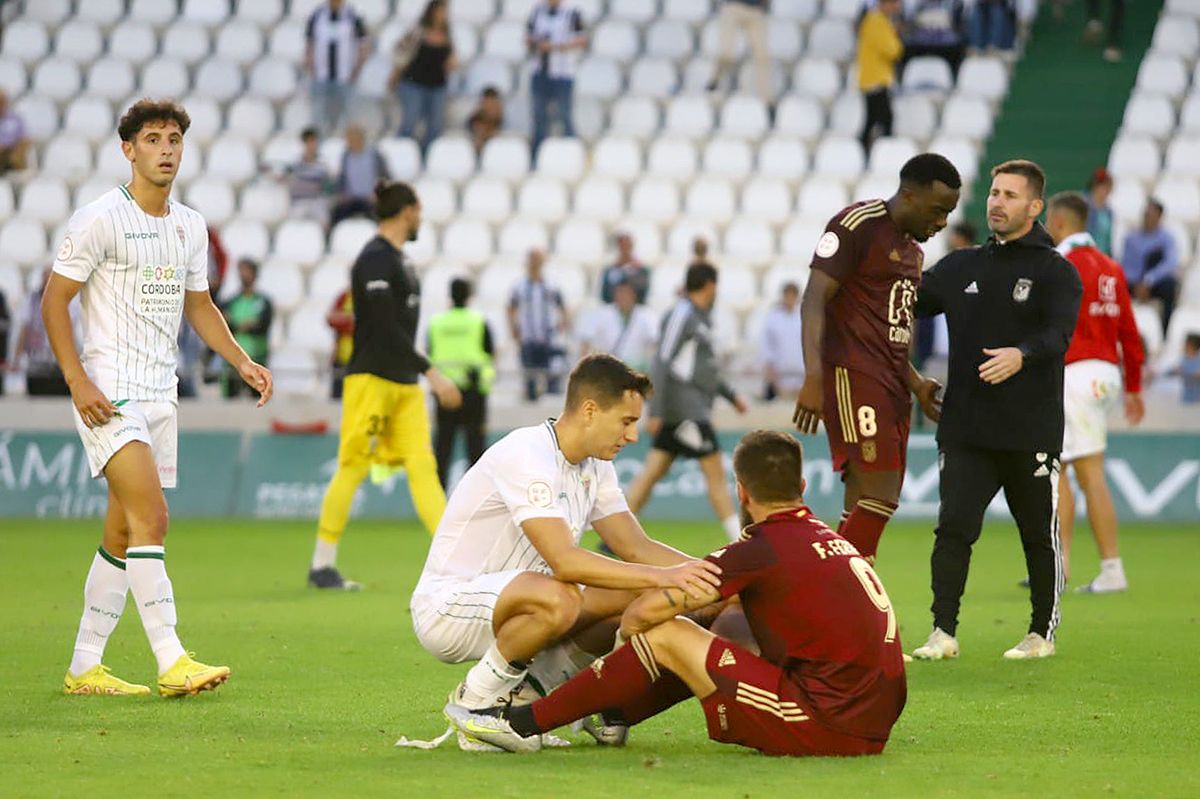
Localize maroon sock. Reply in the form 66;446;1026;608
836;509;851;536
529;635;660;733
613;672;692;725
840;498;897;562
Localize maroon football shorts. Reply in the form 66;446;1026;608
822;365;911;474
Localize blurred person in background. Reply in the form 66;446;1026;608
468;86;505;155
902;0;966;78
331;124;390;227
1174;334;1200;404
967;0;1016;54
390;0;457;153
581;277;658;373
428;278;495;490
284;127;336;227
305;0;369;135
14;268;79;396
858;0;904;153
0;286;9;394
689;236;715;269
526;0;588;155
1084;0;1124;62
220;259;274;400
599;231;649;304
509;248;568;401
327;288;354;399
1122;199;1179;335
706;0;771;103
0;89;30;174
176;323;203;399
760;282;804;402
1085;168;1114;256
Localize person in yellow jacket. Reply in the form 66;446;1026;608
858;0;905;153
427;278;495;490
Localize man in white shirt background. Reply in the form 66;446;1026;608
580;279;658;374
760;281;805;401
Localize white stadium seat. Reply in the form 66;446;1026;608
768;21;804;62
610;0;659;23
248;58;299;102
426;136;478;183
63;96;114;144
685;178;737;224
289;0;326;22
463;57;514;97
592;20;640;61
941;95;995;141
1153;178;1200;224
451;23;480;62
2;20;51;66
630;58;679;99
269;20;307;64
237;181;290;227
664;96;715;139
1108;179;1147;224
33;57;82;102
1164;136;1200;178
194;57;245;102
236;0;284;26
668;219;719;259
535;138;587;183
130;0;178;28
404;221;438;267
780;218;827;260
517;177;569;223
807;19;855;62
263;137;302;173
647;137;698;181
629;178;680;223
498;0;532;22
720;95;770;139
86;58;136;102
497;218;549;256
183;0;232;28
553;219;607;264
206;137;259;185
185;178;236;226
221;219;270;262
462;177;514;222
139;57;190;98
575;57;624;100
664;0;715;24
0;217;48;267
903;57;954;94
681;56;719;94
894;95;940;142
309;257;352;306
162;21;213;66
0;57;25;97
1121;94;1176;140
1136;55;1189;101
737;60;787;100
762;260;811;301
414;178;457;224
773;95;826;142
609;96;662;140
483;20;527;62
573;177;625;222
378;137;422;181
648;261;686;308
715;264;759;311
757;136;809;182
928;136;979;182
956;56;1009;102
0;263;22;312
329;218;377;261
813;137;866;182
41;135;93;186
24;0;71;27
868;137;920;178
1181;95;1200;133
724;218;775;267
700;18;744;60
828;91;866;137
702;137;755;181
792;58;842;102
20;177;71;225
109;22;159;67
591;137;643;182
440;218;493;266
0;182;15;223
54;20;105;66
272;219;326;270
258;262;304;315
475;260;523;313
286;300;335;360
95;140;131;182
1151;15;1200;57
615;216;663;261
741;177;794;224
645;19;694;60
269;346;320;396
225;98;276;146
797;178;849;218
1108;137;1163;183
14;94;60;142
481;136;533;181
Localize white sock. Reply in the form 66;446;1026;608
69;548;129;677
722;514;742;542
312;538;338;570
460;643;527;709
527;639;595;695
126;545;187;673
1100;557;1124;574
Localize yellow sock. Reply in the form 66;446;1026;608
406;451;447;536
315;461;369;563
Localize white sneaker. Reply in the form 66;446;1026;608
1076;573;1127;594
445;704;543;754
1002;633;1055;660
911;628;960;661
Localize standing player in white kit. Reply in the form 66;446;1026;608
43;100;273;697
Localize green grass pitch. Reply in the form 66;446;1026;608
1;518;1197;798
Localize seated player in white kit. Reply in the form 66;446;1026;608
409;354;722;749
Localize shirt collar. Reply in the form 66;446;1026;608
1056;231;1095;256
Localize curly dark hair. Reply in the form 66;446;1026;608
117;99;191;142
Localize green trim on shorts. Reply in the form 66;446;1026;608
97;546;126;570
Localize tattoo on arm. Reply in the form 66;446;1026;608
663;590;677;608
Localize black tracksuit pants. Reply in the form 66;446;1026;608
931;444;1064;641
434;388;487;490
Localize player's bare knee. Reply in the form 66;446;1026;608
128;504;169;544
537;582;584;636
640;618;694;670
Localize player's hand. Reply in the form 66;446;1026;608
792;376;823;435
733;394;749;414
427;369;463;410
914;377;943;423
659;559;723;603
645;416;662;436
1124;392;1145;425
238;359;273;406
70;377;118;429
979;347;1023;384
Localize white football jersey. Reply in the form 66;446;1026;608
414;421;629;594
52;185;209;403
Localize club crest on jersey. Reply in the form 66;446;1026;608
862;440;878;463
175;225;186;244
815;231;840;258
57;236;74;261
527;481;553;508
1013;278;1033;303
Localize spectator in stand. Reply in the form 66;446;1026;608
327;288;354;399
14;269;78;396
0;286;9;394
390;0;457;153
1122;199;1179;335
526;0;588;155
305;0;370;135
176;322;203;399
902;0;967;78
220;259;274;400
760;281;805;402
967;0;1016;54
468;87;505;155
858;0;904;153
0;89;30;175
1175;334;1200;404
1085;0;1124;62
580;278;658;373
331;124;390;227
509;248;569;401
1085;167;1115;256
706;0;771;103
599;231;649;304
200;225;231;385
690;236;715;269
285;127;336;226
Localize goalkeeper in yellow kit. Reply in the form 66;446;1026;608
309;180;461;590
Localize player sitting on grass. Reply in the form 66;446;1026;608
446;430;908;757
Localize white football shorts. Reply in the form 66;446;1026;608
410;570;530;664
72;400;179;488
1062;359;1122;463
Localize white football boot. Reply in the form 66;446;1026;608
911;627;960;661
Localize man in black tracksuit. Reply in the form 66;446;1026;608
911;160;1083;661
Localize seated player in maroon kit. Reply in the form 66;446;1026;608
793;154;962;562
445;431;907;757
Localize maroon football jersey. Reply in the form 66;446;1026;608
705;507;907;740
810;199;924;398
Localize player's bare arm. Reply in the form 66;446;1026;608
183;289;274;406
521;516;721;599
908;361;943;422
620;581;724;639
592;511;699;566
41;272;117;429
794;269;840;435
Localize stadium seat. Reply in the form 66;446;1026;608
286;300;336;360
854;174;895;204
235;0;284;26
592;20;640;61
828;91;866;137
553;218;607;264
1108;179;1147;224
1109;137;1163;183
0;181;14;224
699;17;745;61
797;178;849;218
129;0;178;28
474;258;523;313
615;216;665;262
1181;95;1200;133
309;257;352;306
813;137;866;182
570;0;606;21
139;57;190;98
724;218;775;267
225;98;277;147
742;177;794;224
463;56;514;97
414;177;458;224
328;218;377;262
0;217;48;267
462;177;514;222
630;58;679;99
261;134;303;173
666;219;719;261
194;58;245;102
664;96;715;140
762;259;812;300
269;19;307;64
737;59;788;101
162;21;213;66
645;19;694;60
237;181;290;227
941;95;994;141
0;57;25;98
770;96;825;142
32;57;82;103
720;95;771;140
483;20;527;62
377;137;422;181
354;0;392;27
288;0;326;22
608;0;658;23
1122;94;1177;140
791;58;843;103
780;218;827;259
185;177;236;226
2;20;50;66
23;0;71;27
19;177;70;225
108;22;159;68
441;218;494;266
807;18;855;62
575;57;624;100
405;221;439;267
269;344;320;395
0;262;22;311
591;137;643;182
205;137;259;186
257;264;304;319
630;178;680;223
715;263;759;311
894;95;939;142
535;138;587;183
1152;178;1200;224
425;136;477;183
1162;307;1200;367
93;138;130;182
684;178;737;224
221;219;270;262
928;136;979;182
903;56;954;94
663;0;716;23
647;137;698;181
1138;54;1190;101
574;177;626;222
1165;136;1200;178
1165;0;1200;17
498;218;550;256
572;96;608;143
61;96;114;145
41;134;93;187
517;177;569;223
54;20;105;67
182;0;232;28
498;0;533;22
681;56;719;94
868;137;920;178
768;20;804;62
354;54;393;102
179;95;223;145
86;58;135;103
481;136;533;181
271;219;325;270
13;94;59;143
757;136;810;183
956;56;1009;102
609;96;662;141
1151;15;1200;57
648;260;687;308
248;58;299;102
700;137;755;185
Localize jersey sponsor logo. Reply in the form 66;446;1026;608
1098;274;1117;302
137;264;185;316
125;232;159;240
57;236;74;262
1013;278;1033;303
887;278;916;345
815;231;840;258
717;648;737;668
366;279;390;292
527;480;554;508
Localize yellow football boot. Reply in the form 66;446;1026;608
157;653;231;697
63;664;151;696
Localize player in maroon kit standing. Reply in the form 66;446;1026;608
1045;191;1144;593
793;154;962;562
445;431;907;757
